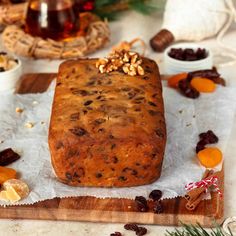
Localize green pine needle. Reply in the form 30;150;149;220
165;222;233;236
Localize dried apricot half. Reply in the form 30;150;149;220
168;73;188;88
190;77;216;93
197;147;223;168
0;166;17;184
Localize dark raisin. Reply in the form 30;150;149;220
118;176;127;181
70;113;80;121
155;129;164;138
135;97;145;101
178;79;200;99
142;76;149;80
136;227;147;236
128;92;136;99
83;110;88;115
110;232;122;236
77;167;85;177
135;196;149;212
199;130;218;143
196;139;207;153
67;149;80;158
57;82;62;86
111;144;116;149
121;87;131;92
148;101;157;107
69;127;87;136
134;108;141;112
0;52;7;55
98;128;105;133
152;93;158;98
109;134;114;139
86;81;96;86
94;118;106;125
122;168;137;176
96;95;102;100
71;68;76;74
149;190;162;201
153;201;164;214
71;89;89;96
84;100;93;106
148;110;159;116
95;173;102;178
65;172;72;180
0;67;5;72
55;141;64;150
112;156;118;163
124;223;139;231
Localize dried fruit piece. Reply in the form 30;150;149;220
197;147;223;168
190;78;216;93
110;232;122;236
135;196;149;212
153;201;164;214
149;190;162;201
0;187;21;203
196;130;218;153
3;179;29;199
25;122;34;128
0;166;17;184
178;79;200;99
168;73;188;88
0;148;21;166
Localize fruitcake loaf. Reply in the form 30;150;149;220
49;57;166;187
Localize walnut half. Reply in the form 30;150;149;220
96;50;145;76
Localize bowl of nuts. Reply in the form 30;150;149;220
164;43;213;74
0;52;22;91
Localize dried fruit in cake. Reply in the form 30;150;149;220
190;78;216;93
0;166;17;184
197;147;223;168
168;73;188;88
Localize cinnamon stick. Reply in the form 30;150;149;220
185;170;221;211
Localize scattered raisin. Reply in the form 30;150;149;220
124;223;139;232
110;232;122;236
136;227;147;236
69;127;87;136
178;79;200;99
149;190;162;201
84;100;93;106
196;130;218;153
135;196;149;212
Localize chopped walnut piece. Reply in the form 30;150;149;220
15;107;24;113
25;122;34;128
96;50;145;76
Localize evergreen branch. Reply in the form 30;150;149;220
165;222;232;236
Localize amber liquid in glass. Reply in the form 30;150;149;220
25;0;79;40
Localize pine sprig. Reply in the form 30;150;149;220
93;0;164;20
165;222;233;236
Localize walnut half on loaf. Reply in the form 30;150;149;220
48;57;166;187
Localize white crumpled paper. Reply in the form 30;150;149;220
0;82;236;205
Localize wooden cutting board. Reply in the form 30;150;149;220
0;73;224;227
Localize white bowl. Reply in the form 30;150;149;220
164;43;213;75
0;58;22;91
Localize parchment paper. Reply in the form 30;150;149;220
0;82;235;205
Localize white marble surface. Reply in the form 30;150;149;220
0;10;236;236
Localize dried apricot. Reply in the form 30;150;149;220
168;73;188;88
197;147;223;168
0;166;17;184
190;77;216;93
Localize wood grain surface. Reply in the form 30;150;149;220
0;73;224;226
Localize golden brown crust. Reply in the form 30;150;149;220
49;58;166;187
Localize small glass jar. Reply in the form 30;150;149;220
25;0;80;40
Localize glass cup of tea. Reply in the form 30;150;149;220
25;0;80;40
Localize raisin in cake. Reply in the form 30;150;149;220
49;58;166;187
